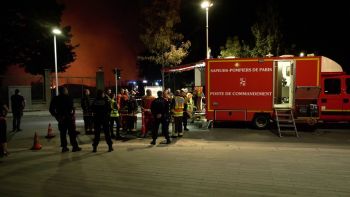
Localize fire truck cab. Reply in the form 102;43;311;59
205;56;350;129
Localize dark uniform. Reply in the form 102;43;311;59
126;94;138;132
11;89;25;132
182;96;189;131
81;91;93;134
92;92;113;152
150;91;171;145
0;101;9;157
49;88;81;152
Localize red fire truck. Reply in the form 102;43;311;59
206;56;350;130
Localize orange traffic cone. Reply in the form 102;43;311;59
31;132;42;150
45;123;55;139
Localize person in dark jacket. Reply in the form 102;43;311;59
81;89;93;134
0;100;9;157
126;90;138;133
49;87;81;153
150;91;171;145
11;89;25;132
92;89;113;152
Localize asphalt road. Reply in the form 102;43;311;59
1;113;350;197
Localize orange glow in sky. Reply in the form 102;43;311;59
60;0;141;85
3;1;141;88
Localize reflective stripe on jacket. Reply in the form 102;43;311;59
187;98;194;112
110;99;119;117
173;96;184;117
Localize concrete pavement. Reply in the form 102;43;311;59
1;113;350;197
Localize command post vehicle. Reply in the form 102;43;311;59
205;56;350;132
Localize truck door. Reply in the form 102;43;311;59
319;77;343;120
343;76;350;120
273;60;294;108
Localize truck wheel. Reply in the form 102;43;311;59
253;115;270;129
207;120;214;129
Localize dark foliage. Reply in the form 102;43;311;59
0;0;78;75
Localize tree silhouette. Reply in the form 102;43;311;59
219;1;283;58
0;0;78;75
139;0;190;73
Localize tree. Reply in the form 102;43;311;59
250;1;282;57
250;23;271;57
219;1;283;58
0;0;78;75
220;36;242;58
220;36;253;58
139;0;190;81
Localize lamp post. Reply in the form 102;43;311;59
113;68;120;96
201;1;213;59
115;73;118;97
52;28;62;96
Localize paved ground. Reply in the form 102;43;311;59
1;112;350;197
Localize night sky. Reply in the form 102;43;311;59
181;0;350;72
41;0;350;83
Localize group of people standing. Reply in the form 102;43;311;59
81;88;138;137
49;87;117;153
2;86;197;155
142;88;195;145
78;87;139;152
78;87;196;147
49;86;144;153
49;87;82;153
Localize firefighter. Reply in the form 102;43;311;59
165;88;173;100
164;89;175;134
141;89;155;138
184;92;195;129
81;89;93;134
120;89;129;132
91;89;113;152
171;90;185;137
126;90;138;133
105;88;112;100
116;89;123;110
181;89;189;131
110;94;122;140
150;91;171;145
193;87;204;112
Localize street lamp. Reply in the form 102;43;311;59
201;1;213;59
113;68;121;96
52;28;62;96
